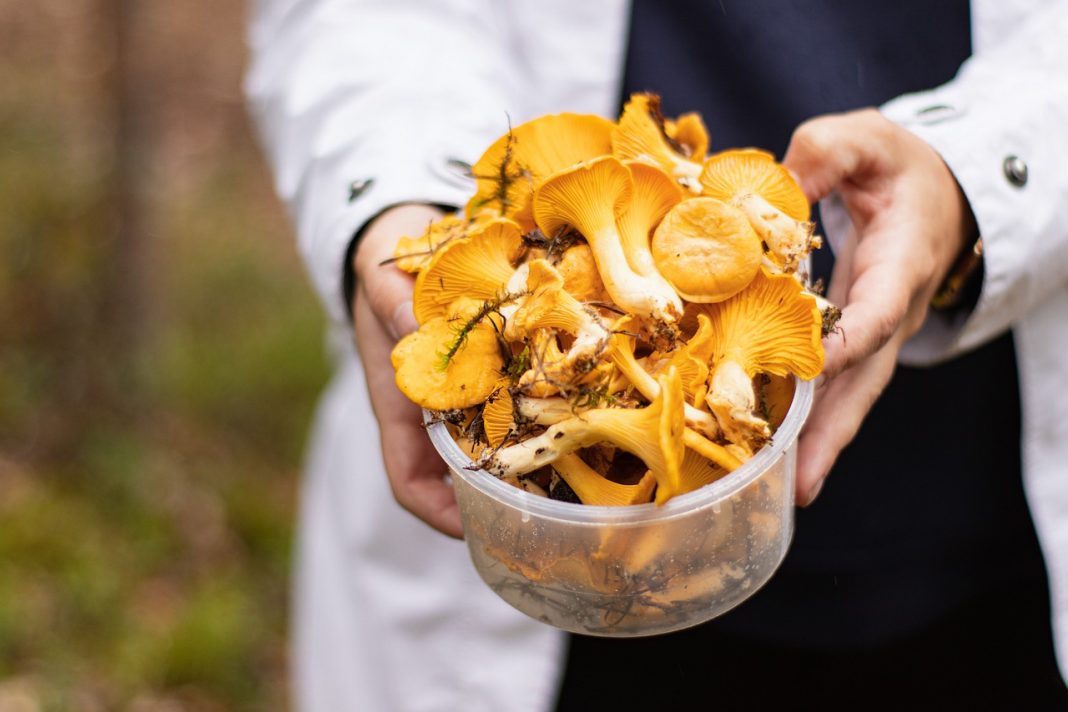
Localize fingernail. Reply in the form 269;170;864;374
389;301;418;340
806;477;826;504
813;374;826;390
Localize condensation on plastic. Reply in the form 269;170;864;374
427;379;813;637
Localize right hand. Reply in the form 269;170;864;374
351;204;464;538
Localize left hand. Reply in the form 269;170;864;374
782;108;976;505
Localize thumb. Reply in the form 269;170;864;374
352;204;445;339
360;267;418;341
782;109;882;204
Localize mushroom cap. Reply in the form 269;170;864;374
482;383;515;447
699;148;810;221
665;112;710;161
612;93;703;182
618;161;684;276
701;268;824;378
390;312;505;410
391;214;466;274
533;155;632;242
651;196;763;303
412;217;523;324
466;113;614;231
555;244;611;303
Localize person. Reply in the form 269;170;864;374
246;0;1068;709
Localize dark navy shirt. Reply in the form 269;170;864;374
621;0;1044;645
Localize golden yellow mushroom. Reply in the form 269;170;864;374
651;196;763;303
391;214;466;274
551;454;657;506
617;161;684;277
664;112;710;162
696;269;823;448
555;244;611;303
483;369;686;505
606;315;722;444
466;113;614;231
390;308;505;411
534;156;683;324
482;382;515;448
699;149;818;272
612;93;703;190
412;217;523;324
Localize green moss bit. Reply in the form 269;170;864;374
505;344;531;385
435;291;525;372
469;123;531;217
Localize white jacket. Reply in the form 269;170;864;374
246;1;1068;709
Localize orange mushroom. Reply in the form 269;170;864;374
664;112;710;162
466;113;614;231
391;214;466;274
390;304;505;411
483;369;687;505
412;217;523;324
699;149;819;272
612;93;703;190
696;269;823;448
534;156;683;324
617;161;684;277
651;197;763;303
551;454;657;506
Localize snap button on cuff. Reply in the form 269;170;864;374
914;104;960;125
429;154;476;189
1002;156;1027;187
348;178;374;203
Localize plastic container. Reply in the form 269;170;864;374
426;378;812;637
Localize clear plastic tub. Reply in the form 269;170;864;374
426;378;812;637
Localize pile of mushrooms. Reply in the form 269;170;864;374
389;93;833;507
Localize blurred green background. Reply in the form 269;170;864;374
1;1;329;708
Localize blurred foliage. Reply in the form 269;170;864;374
0;0;329;709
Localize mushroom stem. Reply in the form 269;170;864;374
588;224;683;323
706;359;770;448
608;328;720;439
683;428;744;472
551;454;657;506
733;193;819;273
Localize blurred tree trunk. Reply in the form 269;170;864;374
94;0;155;415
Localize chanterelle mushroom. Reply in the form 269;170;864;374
466;113;614;231
699;149;819;273
391;300;505;411
612;93;704;191
551;453;657;507
412;217;523;324
482;369;686;505
617;161;684;278
651;196;763;303
533;156;683;324
391;214;466;274
695;269;823;449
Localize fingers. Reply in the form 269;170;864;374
821;248;911;379
795;334;902;506
352;203;444;339
354;291;463;538
783;108;890;204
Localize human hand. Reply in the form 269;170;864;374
782;108;976;506
351;203;464;538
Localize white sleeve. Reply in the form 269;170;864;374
244;0;520;326
828;2;1068;366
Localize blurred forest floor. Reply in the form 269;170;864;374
0;1;329;709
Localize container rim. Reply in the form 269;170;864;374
426;377;813;526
